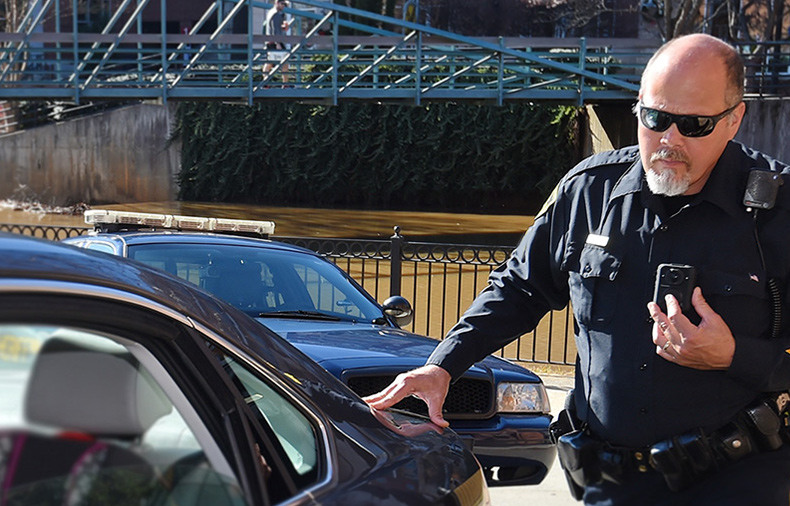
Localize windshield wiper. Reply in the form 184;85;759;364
257;310;342;321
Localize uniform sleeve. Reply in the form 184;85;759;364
426;189;571;381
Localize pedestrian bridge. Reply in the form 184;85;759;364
2;0;788;105
0;0;663;105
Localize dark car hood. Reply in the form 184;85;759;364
255;318;541;382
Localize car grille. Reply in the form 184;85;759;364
346;374;494;419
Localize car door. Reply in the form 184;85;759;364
0;289;331;506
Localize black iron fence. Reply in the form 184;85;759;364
0;222;90;240
0;222;577;367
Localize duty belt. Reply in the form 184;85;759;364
551;393;790;496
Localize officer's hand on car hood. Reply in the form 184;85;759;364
364;364;452;429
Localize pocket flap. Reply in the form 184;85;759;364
701;269;766;299
579;246;622;282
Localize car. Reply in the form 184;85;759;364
0;232;490;506
63;209;556;486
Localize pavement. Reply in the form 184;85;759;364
488;373;580;506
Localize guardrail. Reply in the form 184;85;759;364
0;222;577;366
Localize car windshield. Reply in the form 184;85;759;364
127;243;384;323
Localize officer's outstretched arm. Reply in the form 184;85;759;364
363;365;451;428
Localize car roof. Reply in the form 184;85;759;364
72;230;320;255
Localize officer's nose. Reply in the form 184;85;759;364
659;123;683;146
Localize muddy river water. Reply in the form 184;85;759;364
0;201;535;245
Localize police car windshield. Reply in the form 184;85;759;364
126;243;384;322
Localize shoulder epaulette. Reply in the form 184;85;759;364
535;146;639;218
565;146;640;180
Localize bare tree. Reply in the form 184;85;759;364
2;0;28;32
417;0;638;36
732;0;789;41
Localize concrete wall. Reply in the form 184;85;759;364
0;103;180;206
586;101;790;164
584;103;638;156
735;101;790;163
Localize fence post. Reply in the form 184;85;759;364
390;226;403;296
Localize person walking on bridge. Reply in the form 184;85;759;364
366;33;790;505
263;0;292;83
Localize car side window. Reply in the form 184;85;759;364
84;242;117;254
0;324;247;506
211;345;322;491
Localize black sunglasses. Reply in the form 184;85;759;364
636;102;740;138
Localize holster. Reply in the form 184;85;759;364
550;389;591;500
556;429;597;499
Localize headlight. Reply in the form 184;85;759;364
496;382;550;414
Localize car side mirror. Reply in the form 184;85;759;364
382;296;413;327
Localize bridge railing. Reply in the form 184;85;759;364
0;222;577;367
0;0;651;104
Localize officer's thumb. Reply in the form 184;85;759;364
427;400;450;428
690;287;712;318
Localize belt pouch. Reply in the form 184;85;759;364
675;431;714;474
716;423;754;461
649;431;714;493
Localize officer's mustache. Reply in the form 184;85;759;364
650;147;690;166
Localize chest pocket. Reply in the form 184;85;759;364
567;245;622;329
700;268;769;338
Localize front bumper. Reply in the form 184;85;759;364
450;413;556;487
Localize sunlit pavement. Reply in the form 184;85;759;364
489;375;579;506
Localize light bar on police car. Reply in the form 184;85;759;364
84;210;275;236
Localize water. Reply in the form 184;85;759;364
0;201;534;246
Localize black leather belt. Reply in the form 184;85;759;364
555;394;790;493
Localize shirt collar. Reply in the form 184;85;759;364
609;155;645;202
694;142;746;217
609;142;745;217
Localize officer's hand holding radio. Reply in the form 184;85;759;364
647;287;736;371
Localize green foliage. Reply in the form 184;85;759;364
173;101;581;213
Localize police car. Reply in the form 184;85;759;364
63;210;556;486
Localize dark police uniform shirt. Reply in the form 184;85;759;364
427;141;790;448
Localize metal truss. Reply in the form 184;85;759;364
0;0;660;104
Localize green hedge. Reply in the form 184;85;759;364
174;102;582;213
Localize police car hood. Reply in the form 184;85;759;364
255;318;541;381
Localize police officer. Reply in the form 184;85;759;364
365;34;790;505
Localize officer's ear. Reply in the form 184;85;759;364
725;102;746;140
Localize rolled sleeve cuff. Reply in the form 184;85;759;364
425;338;475;383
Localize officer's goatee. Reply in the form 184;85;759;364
647;147;692;196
